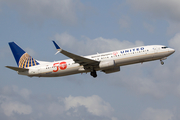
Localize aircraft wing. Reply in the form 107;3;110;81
6;66;29;72
52;41;99;66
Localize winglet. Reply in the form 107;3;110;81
52;41;60;50
52;41;62;55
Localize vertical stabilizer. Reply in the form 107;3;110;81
8;42;39;68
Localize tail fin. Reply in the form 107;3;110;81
8;42;39;68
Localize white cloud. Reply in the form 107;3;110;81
0;86;116;120
139;107;174;120
0;0;85;24
1;101;32;116
63;95;114;117
0;86;32;116
54;32;144;55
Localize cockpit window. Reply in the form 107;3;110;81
162;46;168;49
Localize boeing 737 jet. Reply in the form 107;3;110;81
6;41;175;78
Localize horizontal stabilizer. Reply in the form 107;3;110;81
6;66;29;72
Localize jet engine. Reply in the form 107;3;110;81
99;60;115;69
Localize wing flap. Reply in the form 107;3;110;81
6;66;29;72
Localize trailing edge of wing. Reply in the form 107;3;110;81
6;66;29;72
52;41;99;65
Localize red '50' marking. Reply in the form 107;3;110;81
59;62;67;70
53;62;67;72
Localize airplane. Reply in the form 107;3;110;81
6;41;175;78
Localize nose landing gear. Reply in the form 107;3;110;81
160;57;167;65
160;60;164;65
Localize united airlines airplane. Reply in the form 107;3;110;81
6;41;175;78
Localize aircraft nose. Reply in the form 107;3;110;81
169;48;175;54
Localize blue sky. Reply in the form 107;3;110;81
1;0;180;120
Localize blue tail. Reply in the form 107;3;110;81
8;42;39;68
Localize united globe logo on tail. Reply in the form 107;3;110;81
18;53;39;68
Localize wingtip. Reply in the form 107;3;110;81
52;40;61;49
8;41;14;44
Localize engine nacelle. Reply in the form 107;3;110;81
102;66;120;74
99;60;115;69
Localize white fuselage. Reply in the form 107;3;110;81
18;45;175;77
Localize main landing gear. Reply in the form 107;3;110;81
90;70;97;78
